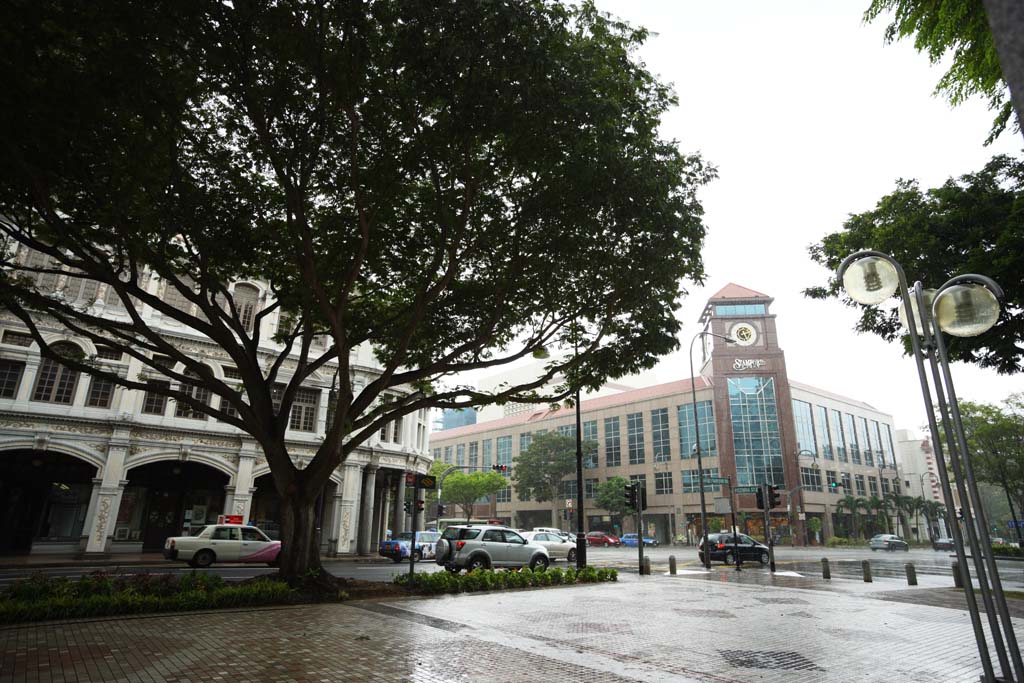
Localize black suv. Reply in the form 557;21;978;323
698;533;770;566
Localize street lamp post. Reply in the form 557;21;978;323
690;330;734;570
840;250;1022;682
917;471;940;541
796;449;818;545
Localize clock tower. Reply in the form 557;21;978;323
699;284;803;540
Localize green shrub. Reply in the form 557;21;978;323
825;536;866;548
993;544;1024;558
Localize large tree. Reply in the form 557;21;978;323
440;471;508;522
958;396;1024;543
805;154;1023;375
0;1;713;579
864;0;1019;144
594;475;635;519
511;432;595;526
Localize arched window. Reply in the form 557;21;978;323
232;284;260;333
32;342;83;404
175;368;211;420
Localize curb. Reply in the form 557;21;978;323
0;557;394;571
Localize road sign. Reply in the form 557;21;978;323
705;477;730;485
735;485;760;493
565;498;573;508
416;474;436;490
405;472;416;486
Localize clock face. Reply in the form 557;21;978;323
731;323;757;346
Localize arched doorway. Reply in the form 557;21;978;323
0;450;97;554
124;461;229;551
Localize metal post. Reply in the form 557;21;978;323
762;484;775;572
821;557;831;580
690;333;710;570
905;563;918;586
575;383;586;569
862;560;872;583
953;561;964;589
408;479;419;588
729;477;740;571
636;490;645;575
669;555;677;575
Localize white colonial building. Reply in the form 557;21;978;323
0;252;431;557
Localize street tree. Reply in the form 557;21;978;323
805;154;1024;375
864;0;1018;144
512;432;596;527
921;499;948;541
958;396;1024;544
594;476;634;518
440;471;508;522
0;1;713;579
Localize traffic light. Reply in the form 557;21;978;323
403;500;412;514
492;464;508;473
828;480;839;491
756;487;765;510
415;499;424;512
768;485;781;509
437;503;446;516
956;506;964;521
625;484;638;510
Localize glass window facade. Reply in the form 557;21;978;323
496;486;511;503
728;377;783;486
585;478;598;499
678;400;716;459
556;424;575;437
0;359;24;399
858;417;874;466
681;468;719;493
845;414;860;464
496;436;512;471
871;421;885;466
583;420;598;469
855;474;866;496
816;405;833;460
881;424;895;467
628;473;647;495
519;432;532;455
558;479;578;498
868;477;879;497
482;439;492;469
456;444;465;467
468;442;478;468
840;472;852;494
826;469;840;493
654;471;673;495
651;408;671;462
830;409;847;462
714;304;766;316
627;412;645;465
792;399;817;455
800;467;822;491
443;446;452;464
604;417;621;467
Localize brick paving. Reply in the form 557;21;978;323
1;571;1021;682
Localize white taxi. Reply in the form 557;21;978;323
163;524;281;568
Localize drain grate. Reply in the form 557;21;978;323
719;649;823;671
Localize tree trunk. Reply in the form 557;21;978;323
278;493;322;580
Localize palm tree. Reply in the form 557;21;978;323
886;493;914;539
865;496;891;535
920;500;947;541
908;496;928;542
836;495;870;539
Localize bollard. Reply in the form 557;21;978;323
669;555;677;575
862;559;872;583
952;561;963;588
821;557;831;580
905;562;917;586
642;556;651;575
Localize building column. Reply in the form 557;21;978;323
371;481;389;544
356;465;378;555
336;463;363;555
822;501;834;542
392;472;407;535
16;358;40;402
83;436;129;554
230;452;257;520
327;489;345;557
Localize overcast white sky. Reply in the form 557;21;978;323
575;0;1022;435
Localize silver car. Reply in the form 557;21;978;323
522;531;578;563
435;524;550;573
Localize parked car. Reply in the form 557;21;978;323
434;524;550;573
522;531;577;563
990;537;1006;545
378;530;441;563
585;531;621;547
532;526;567;538
869;534;910;551
621;533;659;547
163;524;281;568
697;533;770;566
932;537;954;551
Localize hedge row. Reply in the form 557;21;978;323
394;566;617;594
993;544;1024;558
0;573;295;625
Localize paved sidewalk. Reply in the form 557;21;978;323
1;570;1020;682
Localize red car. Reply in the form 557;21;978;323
586;531;621;547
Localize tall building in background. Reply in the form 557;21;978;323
896;429;949;539
431;284;902;546
436;408;478;431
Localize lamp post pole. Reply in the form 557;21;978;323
796;449;817;546
690;330;734;570
839;250;1021;682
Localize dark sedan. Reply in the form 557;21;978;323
932;537;954;551
698;533;770;566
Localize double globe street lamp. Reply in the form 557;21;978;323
839;251;1021;683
